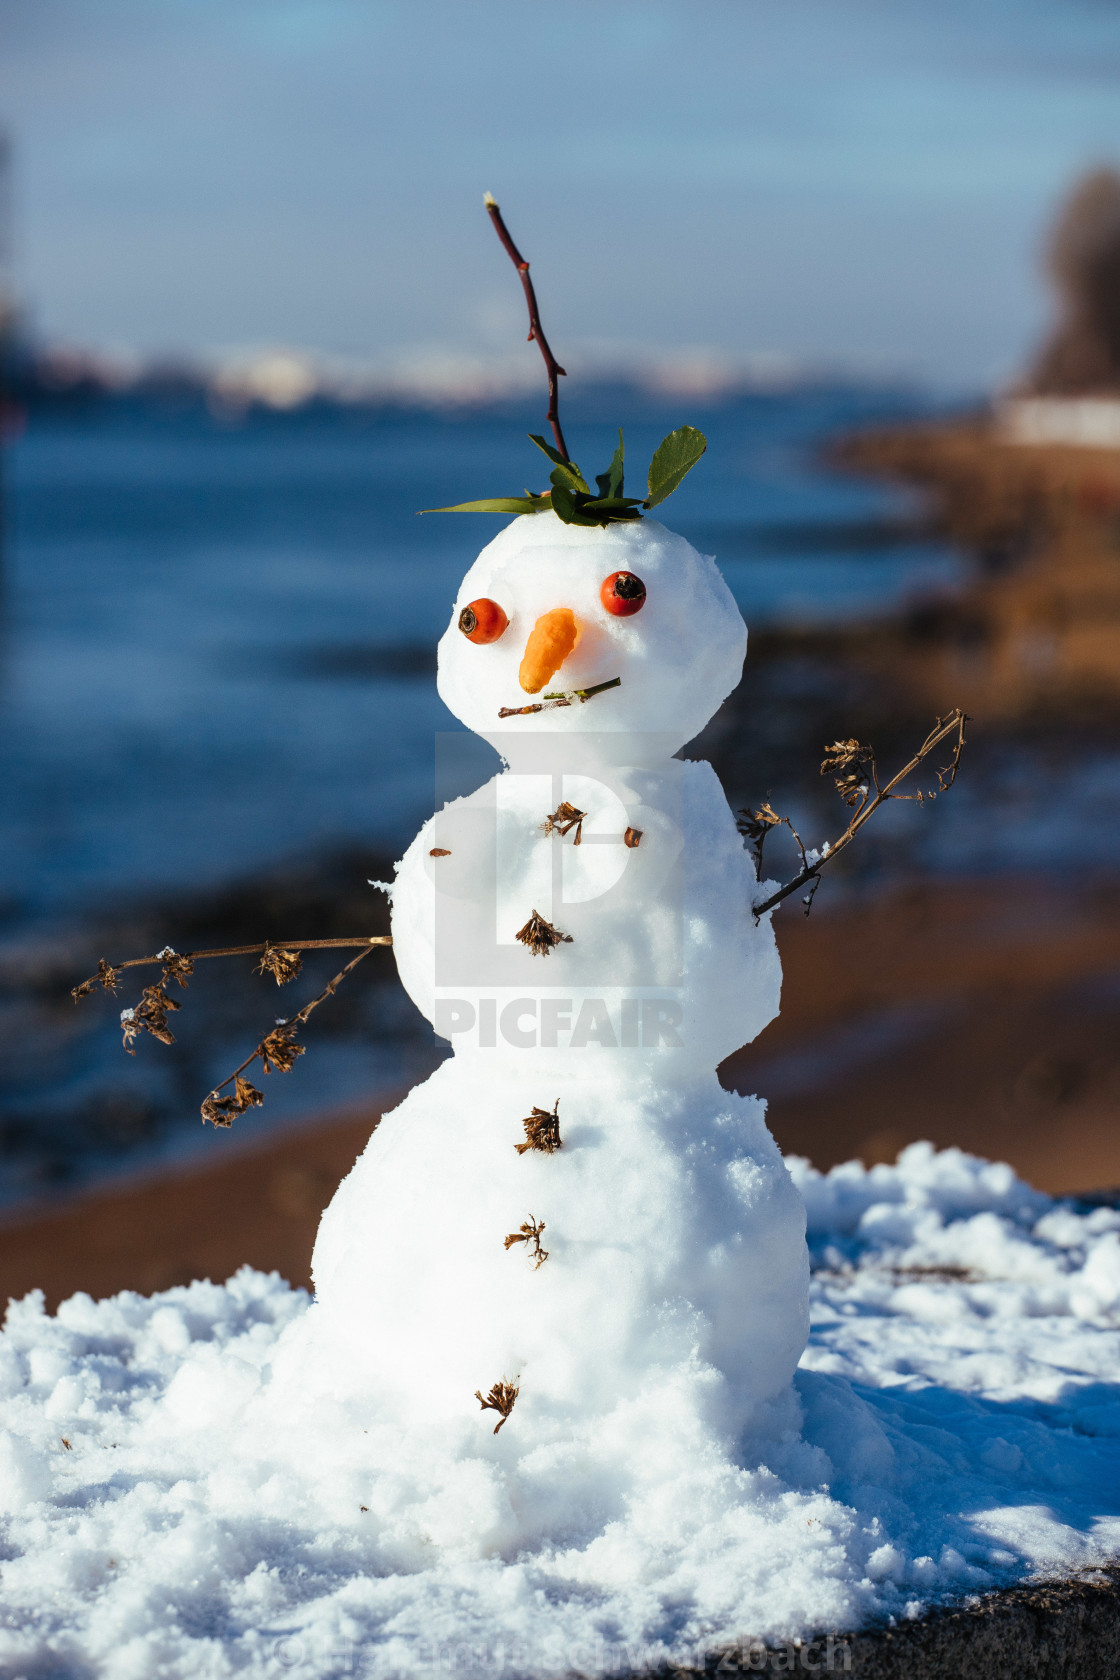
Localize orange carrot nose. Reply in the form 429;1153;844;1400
519;608;581;694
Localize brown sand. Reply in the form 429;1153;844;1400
833;419;1120;721
0;1104;394;1311
1;872;1118;1312
727;870;1120;1193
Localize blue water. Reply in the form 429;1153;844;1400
1;386;960;932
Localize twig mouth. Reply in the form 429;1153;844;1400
498;675;621;719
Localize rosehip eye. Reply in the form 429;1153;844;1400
458;598;508;643
600;571;646;617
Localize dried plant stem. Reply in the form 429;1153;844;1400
73;937;390;998
498;676;621;718
201;942;382;1126
754;709;969;918
484;193;569;462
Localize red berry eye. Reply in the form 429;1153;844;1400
458;598;508;643
601;571;646;617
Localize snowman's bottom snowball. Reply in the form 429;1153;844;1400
3;1147;1120;1680
308;1061;809;1449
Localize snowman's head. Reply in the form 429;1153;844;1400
436;512;746;759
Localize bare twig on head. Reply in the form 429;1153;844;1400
751;708;969;919
484;193;569;462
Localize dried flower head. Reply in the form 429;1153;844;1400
504;1217;548;1268
541;801;587;845
201;1075;265;1129
820;739;876;807
158;948;195;989
515;1100;562;1155
120;983;181;1053
258;1023;305;1075
257;944;303;987
737;800;810;884
623;827;642;848
72;958;123;1002
515;910;573;957
474;1377;520;1435
736;801;785;846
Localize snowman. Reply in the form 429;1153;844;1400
305;433;809;1530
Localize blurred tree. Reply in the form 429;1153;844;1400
1029;167;1120;394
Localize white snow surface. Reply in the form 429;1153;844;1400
3;1142;1120;1679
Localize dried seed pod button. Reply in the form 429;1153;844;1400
458;598;508;644
600;571;646;617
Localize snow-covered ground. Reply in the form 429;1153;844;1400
1;1142;1119;1679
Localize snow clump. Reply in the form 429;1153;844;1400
0;1143;1118;1678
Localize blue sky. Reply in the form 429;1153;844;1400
2;0;1120;389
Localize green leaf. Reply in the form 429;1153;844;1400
595;429;625;500
421;496;546;515
547;463;589;501
582;497;644;522
549;485;603;527
528;432;569;468
530;434;590;495
644;426;707;508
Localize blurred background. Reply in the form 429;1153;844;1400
2;0;1120;1303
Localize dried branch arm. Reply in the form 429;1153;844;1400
484;193;570;463
753;709;968;918
201;942;382;1127
72;937;390;999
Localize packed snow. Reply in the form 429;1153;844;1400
1;1143;1118;1678
310;1069;807;1448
